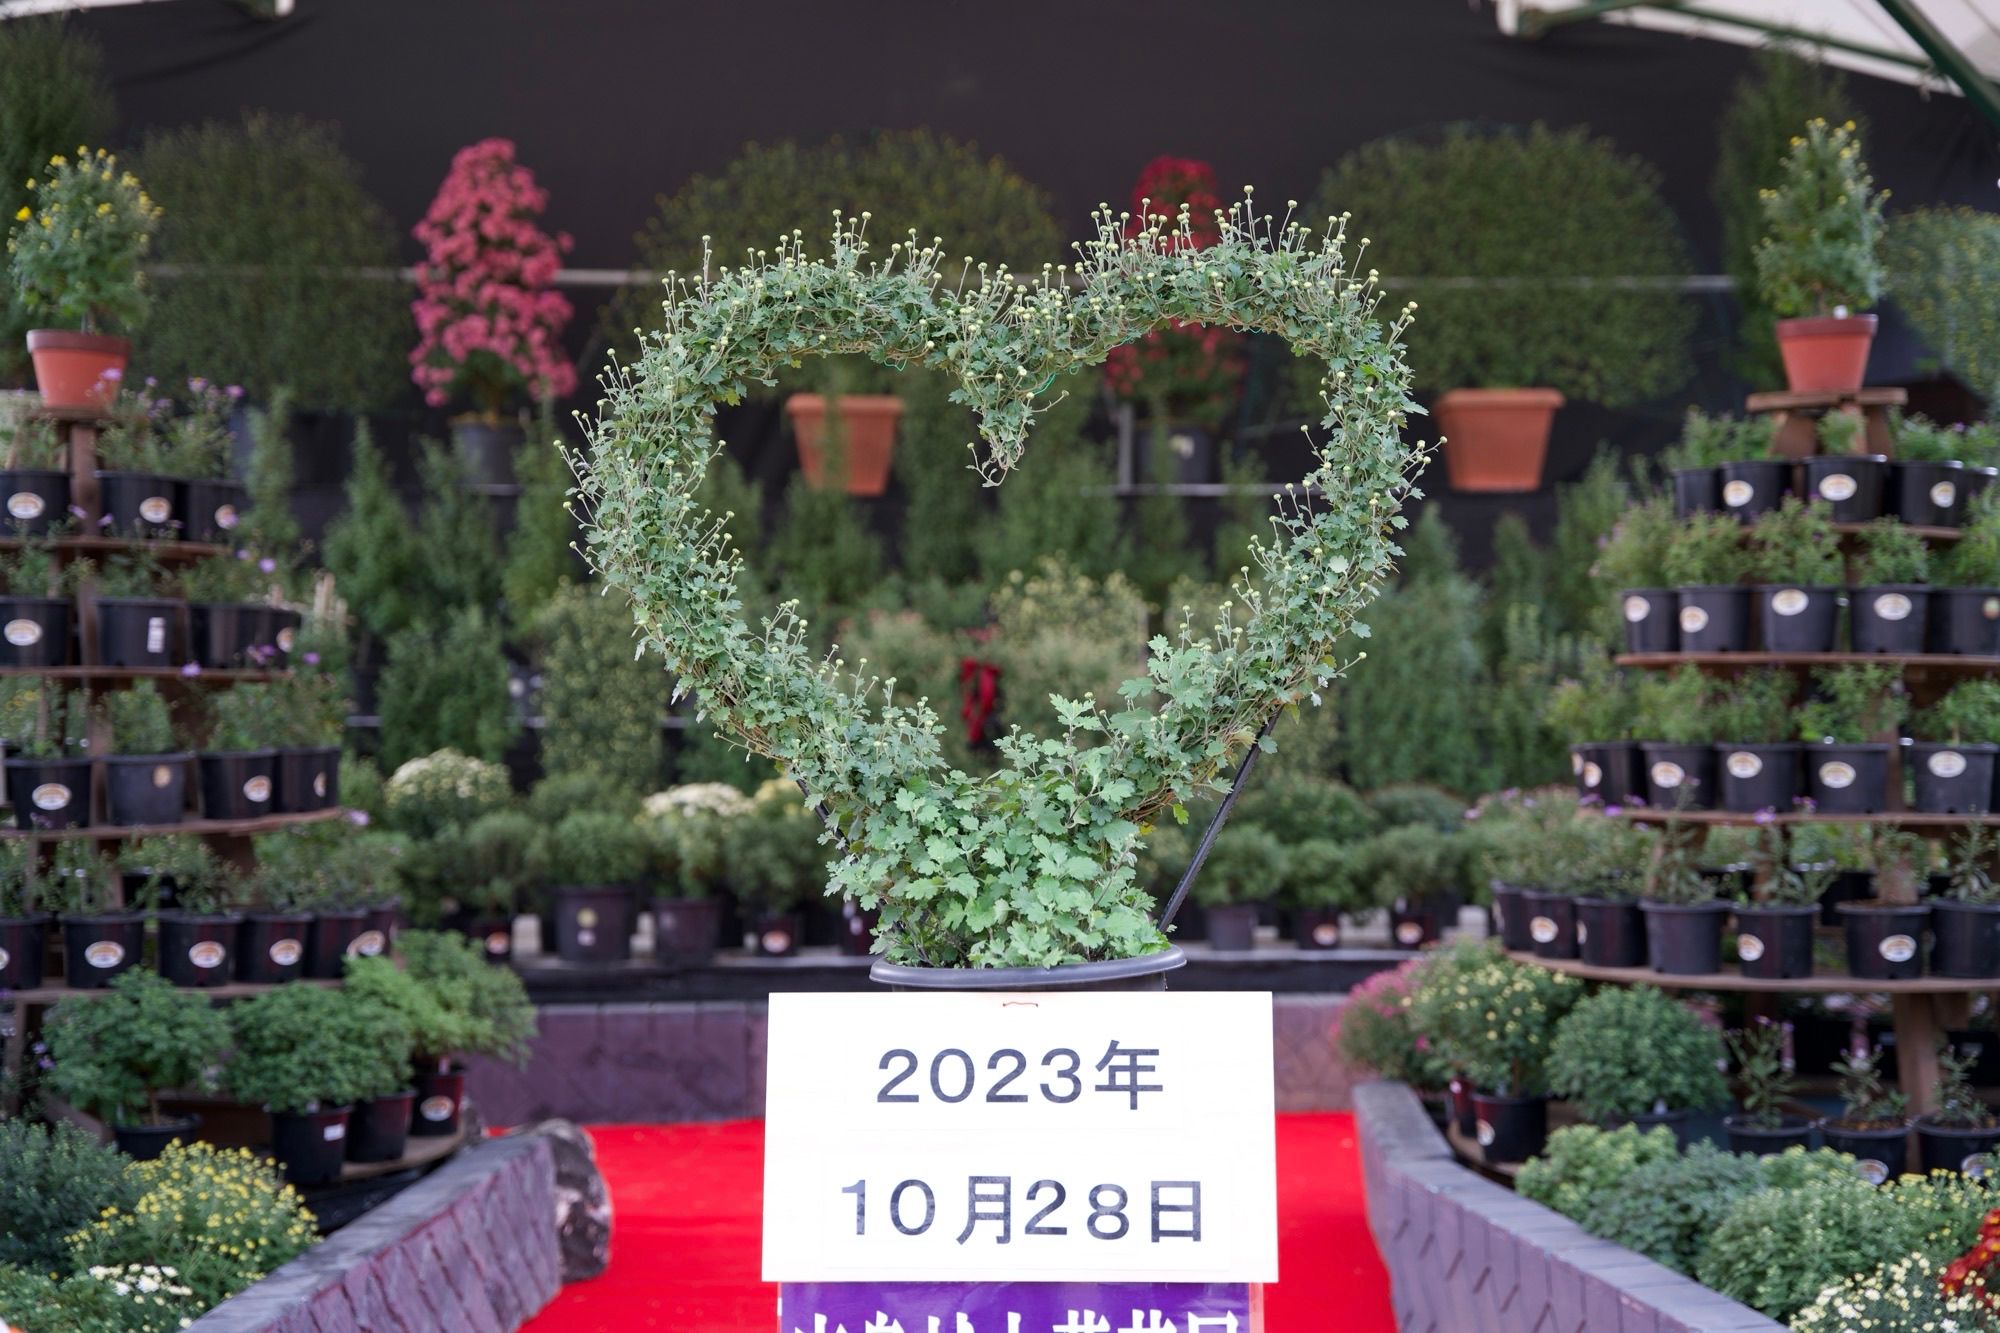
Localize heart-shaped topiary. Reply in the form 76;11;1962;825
579;194;1428;968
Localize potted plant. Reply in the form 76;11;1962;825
0;413;72;536
1636;668;1721;810
198;682;281;820
42;969;228;1159
1747;497;1843;652
6;147;161;407
409;139;576;488
1815;1042;1909;1182
1790;821;1878;925
0;681;90;827
1887;417;1970;528
270;668;343;814
1934;495;2000;655
542;807;648;964
1802;411;1889;523
0;841;44;989
93;386;187;539
180;552;284;669
1732;839;1826;980
1413;951;1582;1162
1662;410;1784;520
1517;813;1605;963
1190;824;1282;953
1851;519;1932;654
98;681;190;825
1571;819;1650;969
1546;985;1727;1145
328;958;429;1163
1754;118;1886;395
236;835;314;984
1722;1017;1813;1154
1547;662;1637;806
90;550;183;669
1598;498;1680;654
1664;512;1754;653
1281;837;1358;951
1797;663;1904;813
1361;823;1462;950
640;783;754;965
1929;826;2000;979
387;930;535;1136
1641;825;1730;976
724;789;833;958
1839;828;1930;982
124;835;239;987
161;378;248;543
226;981;384;1183
1473;807;1541;952
1910;681;2000;815
0;541;80;669
254;824;369;977
44;842;141;986
1916;1043;2000;1174
1712;668;1800;814
450;807;543;963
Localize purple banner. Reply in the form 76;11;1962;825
779;1282;1256;1331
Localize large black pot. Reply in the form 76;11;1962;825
1909;742;1997;814
1891;459;1967;527
1470;1091;1548;1164
1817;1119;1909;1183
1293;908;1344;951
1841;901;1930;980
95;471;185;539
275;747;339;813
236;911;310;982
0;913;47;988
870;946;1187;993
1930;899;2000;979
1676;586;1751;652
1642;900;1728;976
552;884;635;963
1572;741;1641;806
304;908;366;978
459;914;515;963
354;903;395;960
1523;890;1579;960
1490;883;1536;952
198;749;278;820
1931;588;2000;656
6;756;91;829
1641;742;1716;810
156;911;239;987
95;597;184;668
1576;896;1645;968
0;468;71;536
412;1062;469;1136
184;478;248;545
347;1090;415;1164
1203;903;1258;952
103;752;190;826
1725;1113;1815;1156
0;596;70;667
1804;744;1891;814
1851;586;1929;655
1716;742;1800;815
270;1106;351;1185
187;602;267;669
1757;585;1840;652
113;1116;199;1162
260;607;303;667
1620;589;1678;653
1732;903;1816;979
1720;458;1791;521
1803;454;1888;522
1916;1116;2000;1175
1671;467;1719;518
1389;893;1459;948
59;912;145;987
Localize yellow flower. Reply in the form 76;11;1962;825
12;206;25;222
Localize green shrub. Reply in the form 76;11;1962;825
101;679;177;755
502;410;578;624
1594;496;1677;593
1661;410;1776;472
322;422;421;641
1546;986;1728;1123
0;1262;202;1332
380;748;513;838
1409;952;1581;1095
1755;118;1886;319
1888;207;2000;403
724;797;829;914
766;475;883;621
836;607;978;774
1662;511;1753;586
533;583;663;794
1279;838;1361;913
1635;667;1720;745
1575;1142;1760;1274
1191;824;1284;908
1854;518;1932;585
394;929;535;1065
527;769;641;826
1711;668;1796;745
1237;772;1375;846
1549;447;1633;642
1917;679;2000;745
8;146;157;335
412;440;504;614
377;608;517;769
341;955;465;1082
453;807;546;916
1798;663;1906;744
0;1119;138;1273
985;560;1149;741
1747;497;1842;585
1365;784;1467;833
43;970;230;1126
544;808;650;887
225;981;407;1114
976;427;1125;585
1516;1124;1682;1220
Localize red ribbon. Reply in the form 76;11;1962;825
958;658;1002;748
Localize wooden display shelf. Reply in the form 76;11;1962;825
339;1124;468;1183
1616;651;2000;673
1746;387;1910;413
0;535;226;560
0;806;348;841
4;976;337;1007
1613;808;2000;830
0;665;290;682
1747;386;1908;459
1503;949;1992;996
1832;521;1961;543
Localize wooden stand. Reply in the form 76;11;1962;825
1746;386;1908;458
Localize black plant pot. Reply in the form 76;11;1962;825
59;912;145;987
1448;1078;1476;1138
1671;466;1719;518
259;607;303;667
347;1090;415;1164
412;1062;467;1137
1390;893;1459;948
1294;908;1344;950
0;468;71;536
1930;899;2000;979
1725;1114;1815;1156
1642;900;1728;976
270;1106;351;1185
197;749;278;820
275;746;339;813
304;908;366;978
1620;589;1678;653
1817;1119;1909;1183
1910;742;1997;814
1804;743;1891;814
1732;903;1817;979
1524;890;1579;960
114;1116;200;1162
451;418;525;488
1821;867;1875;926
1573;741;1640;806
460;914;514;963
553;884;634;963
156;911;239;987
1676;586;1751;652
103;752;191;826
236;911;310;982
1803;454;1889;522
1470;1091;1548;1164
835;902;878;956
95;471;185;539
652;897;719;964
188;602;267;669
1576;897;1645;968
1490;883;1535;952
1757;585;1840;652
1892;460;1967;527
1203;903;1258;952
1641;742;1716;811
1841;901;1930;980
0;596;70;669
1931;588;2000;657
94;597;184;668
352;903;395;960
6;756;90;830
1720;458;1791;521
184;478;248;545
0;913;47;988
1916;1117;2000;1175
1716;742;1800;815
754;910;803;957
1851;586;1929;655
1616;1107;1697;1149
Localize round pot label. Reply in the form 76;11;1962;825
1818;760;1858;789
1873;593;1914;622
4;619;42;648
1310;922;1340;947
1857;1158;1890;1186
138;496;172;524
485;930;510;955
1394;921;1424;946
1818;472;1859;502
1570;750;1584;776
420;1095;455;1122
84;940;124;969
349;929;386;958
276;627;296;653
1726;751;1764;780
576;928;597;947
1965;1154;1991;1179
145;616;166;654
1475;1120;1496;1148
31;782;70;811
6;491;44;521
1737;933;1766;962
322;1122;345;1143
1986;597;2000;621
1678;605;1710;635
312;772;328;798
0;945;10;971
1581;761;1603;789
268;938;302;967
1930;750;1969;779
1575;922;1588;945
1880;934;1918;963
187;940;225;969
576;907;599;929
1623;595;1651;623
215;503;239;530
151;764;174;789
761;928;793;954
1772;588;1810;616
1650;761;1686;789
1933;481;1959;509
242;775;272;804
1723;479;1755;508
1529;916;1559;945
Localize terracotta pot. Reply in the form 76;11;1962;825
1432;388;1563;492
1775;314;1876;394
25;330;129;408
786;393;901;495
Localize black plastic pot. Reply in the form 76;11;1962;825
0;469;71;536
1930;899;2000;979
1732;903;1817;979
1892;459;1967;527
1851;586;1929;655
1294;908;1343;950
1572;741;1641;806
270;1106;351;1185
354;902;395;959
1817;1119;1909;1183
275;747;339;813
1616;1108;1697;1148
1203;903;1258;952
1448;1078;1475;1138
1641;742;1716;810
304;908;366;978
1909;742;1997;814
1719;458;1791;521
1970;466;2000;508
1524;890;1579;960
1390;893;1459;948
652;897;719;964
412;1062;468;1136
1725;1114;1815;1156
95;597;184;668
835;902;878;956
1930;588;2000;657
235;911;310;982
0;913;47;988
103;752;190;826
260;607;303;667
59;912;145;987
198;749;278;820
1471;1091;1548;1164
188;602;267;669
1804;454;1888;522
1841;900;1930;980
1757;585;1841;652
753;910;803;957
1716;742;1800;815
184;478;248;545
1821;867;1875;926
5;756;89;830
1804;743;1891;814
113;1116;199;1162
0;596;71;667
1675;586;1751;652
1620;589;1677;653
452;418;525;488
1671;466;1718;518
1916;1117;2000;1174
1490;883;1535;952
460;915;514;963
156;912;239;987
872;945;1188;995
347;1090;414;1164
95;471;185;538
1642;900;1728;975
552;884;634;963
1576;897;1645;968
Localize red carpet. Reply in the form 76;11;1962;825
524;1114;1393;1332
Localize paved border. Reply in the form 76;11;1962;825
1353;1080;1784;1333
187;1133;561;1333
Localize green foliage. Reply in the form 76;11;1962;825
530;768;642;825
1191;823;1283;908
1517;1123;1681;1220
394;929;535;1064
455;807;547;915
1129;464;1202;607
1635;667;1720;745
1545;658;1633;742
236;391;300;559
836;607;978;774
1726;1018;1799;1130
1941;826;2000;907
1918;679;2000;745
0;1118;138;1272
723;794;829;912
1236;771;1376;846
1663;510;1753;586
1366;783;1467;832
1355;823;1459;907
1482;512;1548;660
544;808;650;886
376;607;517;769
1747;496;1841;584
204;680;285;752
413;439;504;613
1481;601;1590;791
7;146;158;333
985;560;1150;742
1755;118;1885;318
767;474;884;619
894;365;986;583
1888;207;2000;402
1548;446;1632;643
1592;495;1676;592
1279;837;1362;912
534;583;664;793
1854;517;1932;585
1831;1042;1908;1128
102;679;177;754
1661;410;1777;472
1546;985;1728;1123
638;782;755;895
1930;1043;1996;1131
1576;1142;1762;1274
1340;559;1488;794
44;970;230;1125
1409;952;1582;1095
226;980;406;1114
1940;491;2000;587
0;1262;203;1332
0;538;83;597
121;835;235;915
1798;663;1906;744
0;680;88;758
322;422;421;640
382;747;512;838
503;412;579;623
1330;956;1445;1087
1711;668;1795;744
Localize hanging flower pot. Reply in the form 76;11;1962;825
1470;1090;1548;1163
1852;586;1930;655
1910;742;1997;814
1775;314;1877;393
1641;900;1728;975
235;911;309;983
0;469;71;536
1805;743;1891;814
786;393;902;496
155;911;239;988
5;756;90;830
1716;742;1800;814
1840;900;1930;981
95;597;185;669
411;1061;467;1137
347;1089;415;1164
303;908;366;978
1757;585;1840;652
449;417;525;489
1719;459;1792;523
269;1105;351;1185
1523;890;1579;960
197;749;278;820
1891;460;1966;527
59;911;145;987
94;471;185;540
1724;1113;1815;1156
1917;1117;2000;1174
1576;896;1645;968
1802;454;1888;522
1930;589;2000;656
0;596;71;669
103;752;190;826
1930;899;2000;979
1670;467;1719;518
0;912;47;989
1816;1117;1907;1183
183;478;248;545
1732;903;1817;980
1619;589;1678;653
1640;742;1716;810
1675;586;1751;652
1432;388;1563;493
112;1115;199;1162
25;331;129;409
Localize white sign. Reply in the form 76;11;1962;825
762;992;1278;1284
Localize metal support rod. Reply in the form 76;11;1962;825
1157;714;1280;933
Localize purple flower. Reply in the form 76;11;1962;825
98;367;122;383
226;385;244;399
236;550;252;562
143;376;158;388
188;377;207;393
346;809;370;826
1753;808;1777;825
180;661;202;678
1603;804;1624;818
66;504;85;519
303;651;320;666
96;514;112;528
258;557;276;574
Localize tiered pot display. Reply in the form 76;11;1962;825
305;908;367;978
412;1062;467;1137
1933;588;2000;656
1570;741;1640;806
1489;882;1535;952
552;884;636;963
188;603;275;668
1640;743;1714;810
346;1090;415;1164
